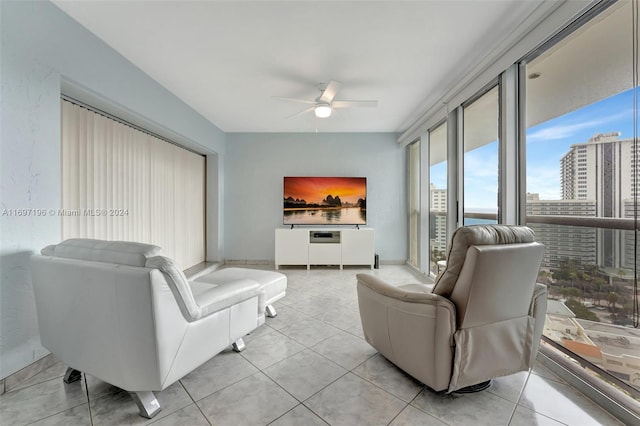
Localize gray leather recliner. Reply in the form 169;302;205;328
357;225;547;393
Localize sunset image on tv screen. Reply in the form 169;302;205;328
283;177;366;225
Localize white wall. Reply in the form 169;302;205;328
0;1;226;379
224;133;407;263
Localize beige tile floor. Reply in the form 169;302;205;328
0;265;624;425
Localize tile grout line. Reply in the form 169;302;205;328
264;269;422;424
348;356;425;405
13;372;91;426
506;368;573;426
383;402;411;426
21;401;90;426
83;373;95;426
260;365;344;424
0;373;63;395
405;388;456;426
175;379;214;426
506;370;532;425
255;332;391;425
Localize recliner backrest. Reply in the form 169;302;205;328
432;225;536;298
450;242;544;328
431;225;543;328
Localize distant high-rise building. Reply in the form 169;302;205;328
430;183;447;255
558;132;637;269
526;193;597;269
623;199;639;271
560;132;635;212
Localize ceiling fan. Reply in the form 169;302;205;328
274;80;378;119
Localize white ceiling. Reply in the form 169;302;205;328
53;0;548;134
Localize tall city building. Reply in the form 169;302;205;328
560;132;635;209
429;183;447;255
559;132;637;269
526;193;597;269
623;200;639;270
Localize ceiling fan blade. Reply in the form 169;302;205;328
272;96;316;104
318;80;342;103
332;100;378;108
285;106;315;119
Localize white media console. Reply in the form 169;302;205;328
275;228;375;269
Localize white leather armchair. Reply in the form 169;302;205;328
31;239;262;418
357;225;547;393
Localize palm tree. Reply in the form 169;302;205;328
606;292;619;310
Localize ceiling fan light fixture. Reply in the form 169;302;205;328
314;104;332;118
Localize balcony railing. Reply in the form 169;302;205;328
527;215;638;231
463;211;498;221
431;211;638;232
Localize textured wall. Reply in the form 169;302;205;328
0;45;62;378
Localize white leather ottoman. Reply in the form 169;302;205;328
192;267;287;320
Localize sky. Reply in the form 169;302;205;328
525;88;634;201
430;88;636;211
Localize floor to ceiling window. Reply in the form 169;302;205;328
462;85;499;224
429;122;447;276
523;0;639;399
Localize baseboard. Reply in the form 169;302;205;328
224;259;273;266
222;259;407;267
1;353;57;395
404;263;434;284
381;259;407;265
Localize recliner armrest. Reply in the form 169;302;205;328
528;282;548;365
356;273;457;392
189;279;260;318
529;283;548;316
356;273;448;305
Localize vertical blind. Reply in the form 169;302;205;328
61;99;205;269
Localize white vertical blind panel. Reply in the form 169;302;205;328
176;148;205;267
61;100;205;269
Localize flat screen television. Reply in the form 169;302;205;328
283;176;366;226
